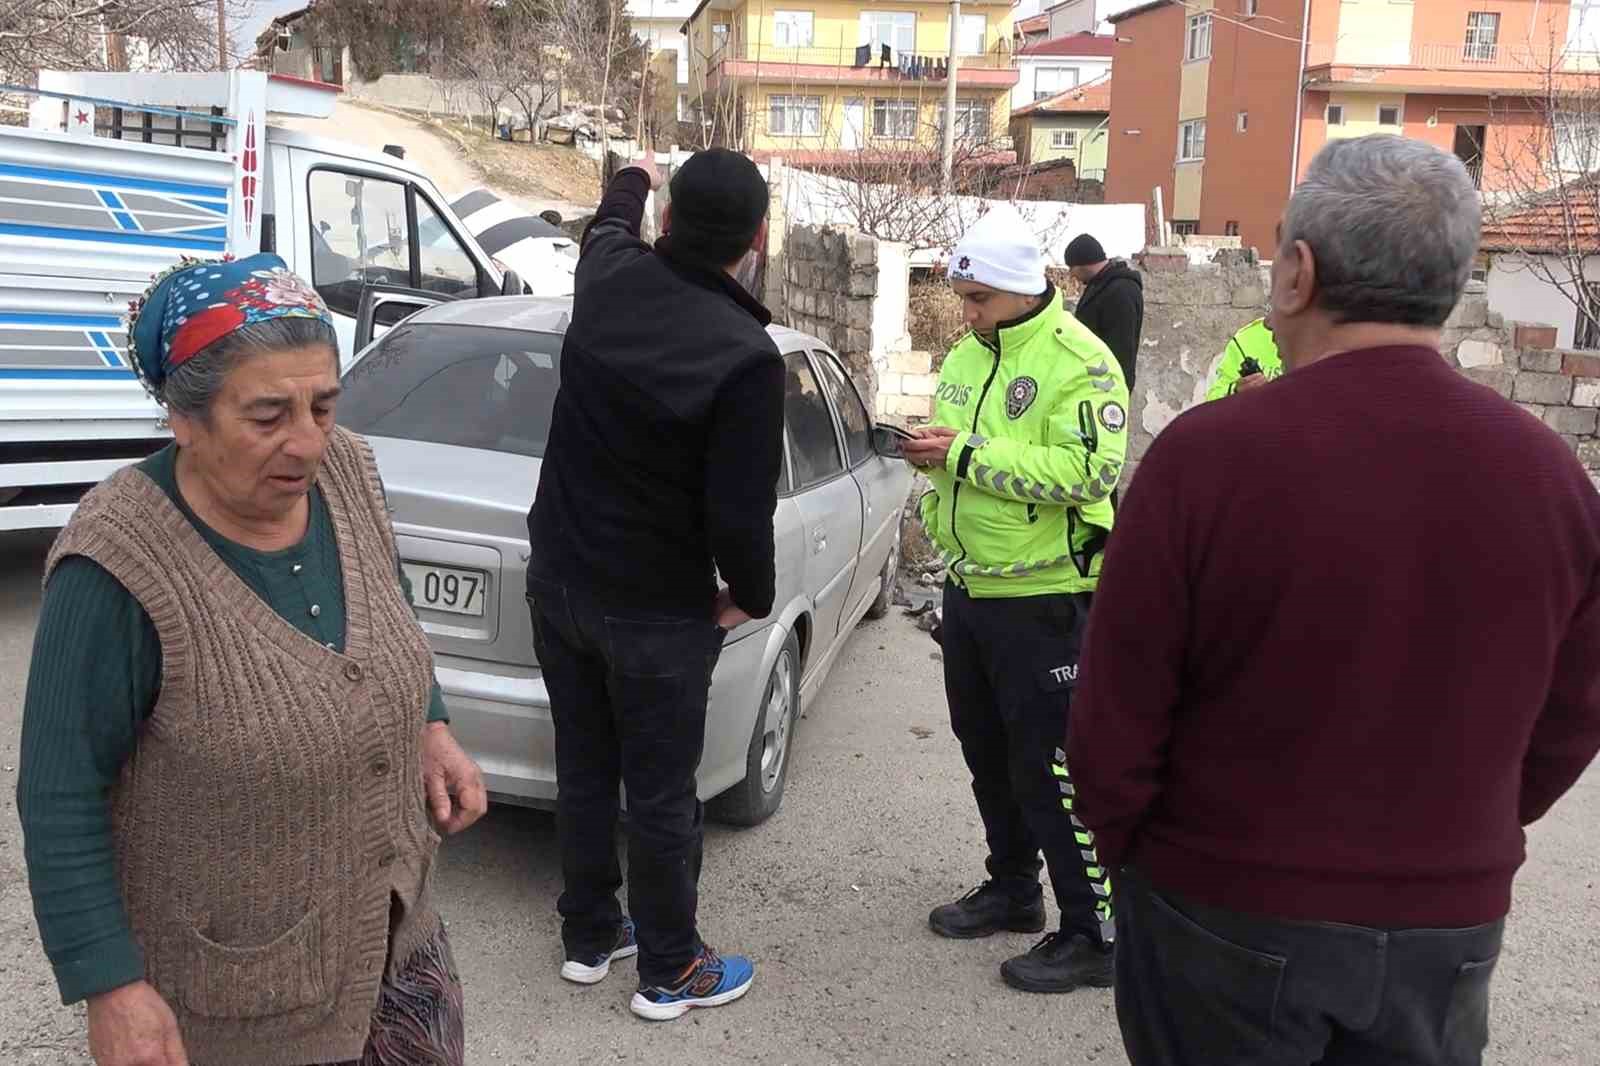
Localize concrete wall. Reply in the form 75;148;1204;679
346;75;561;124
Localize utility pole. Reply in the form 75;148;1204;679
941;0;960;191
217;0;228;70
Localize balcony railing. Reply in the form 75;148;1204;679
1306;39;1600;73
711;41;1017;72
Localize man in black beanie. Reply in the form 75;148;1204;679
528;149;781;1020
1066;233;1144;389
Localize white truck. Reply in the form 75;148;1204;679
1;70;521;530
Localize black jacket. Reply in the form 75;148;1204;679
1073;261;1144;388
528;169;785;617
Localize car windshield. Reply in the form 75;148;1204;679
339;323;563;457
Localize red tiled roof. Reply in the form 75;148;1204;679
1011;73;1111;117
1480;194;1600;254
1016;14;1049;34
1018;32;1118;58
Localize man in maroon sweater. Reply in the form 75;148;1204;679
1069;134;1600;1066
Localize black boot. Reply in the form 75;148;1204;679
928;881;1046;940
1000;932;1115;993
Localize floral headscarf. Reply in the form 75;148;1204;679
126;253;334;400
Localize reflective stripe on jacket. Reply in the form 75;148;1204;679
919;290;1130;598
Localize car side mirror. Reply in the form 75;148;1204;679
873;423;911;458
500;269;526;296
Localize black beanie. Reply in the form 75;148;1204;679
668;148;770;265
1065;233;1106;267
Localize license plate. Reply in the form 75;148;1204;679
403;563;487;617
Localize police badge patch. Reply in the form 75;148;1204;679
1099;401;1127;432
1006;377;1038;419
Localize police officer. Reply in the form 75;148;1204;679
904;210;1129;994
1206;316;1282;400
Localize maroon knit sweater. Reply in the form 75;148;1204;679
1069;345;1600;928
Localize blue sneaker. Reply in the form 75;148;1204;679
560;917;638;985
629;946;754;1021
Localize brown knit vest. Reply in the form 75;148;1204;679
46;428;442;1066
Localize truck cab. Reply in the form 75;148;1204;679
0;70;508;530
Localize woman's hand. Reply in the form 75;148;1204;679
88;981;187;1066
421;723;488;835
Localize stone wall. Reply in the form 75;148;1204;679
770;224;912;411
1114;251;1600;485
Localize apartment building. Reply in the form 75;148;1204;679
680;0;1019;161
631;0;701;120
1011;74;1111;178
1012;31;1115;112
1104;0;1600;253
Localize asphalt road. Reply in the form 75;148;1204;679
1;528;1597;1065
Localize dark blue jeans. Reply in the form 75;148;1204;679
1115;866;1505;1066
527;575;726;987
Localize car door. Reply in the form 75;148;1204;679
811;349;903;622
352;285;448;352
782;347;864;646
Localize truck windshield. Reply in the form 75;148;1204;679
338;323;563;458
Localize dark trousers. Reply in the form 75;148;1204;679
1115;866;1505;1066
941;580;1113;944
527;575;726;987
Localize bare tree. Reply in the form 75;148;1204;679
777;99;1057;256
551;0;638;120
0;0;254;80
1486;37;1600;347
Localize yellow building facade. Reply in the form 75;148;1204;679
682;0;1019;155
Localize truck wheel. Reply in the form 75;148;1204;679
710;629;801;827
863;528;902;621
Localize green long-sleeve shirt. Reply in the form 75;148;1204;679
18;445;448;1006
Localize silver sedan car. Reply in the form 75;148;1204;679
338;296;913;826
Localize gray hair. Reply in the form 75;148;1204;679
162;316;338;418
1284;135;1481;328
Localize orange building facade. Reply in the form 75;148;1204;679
1105;0;1600;254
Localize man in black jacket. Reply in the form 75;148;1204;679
527;149;783;1021
1066;234;1144;388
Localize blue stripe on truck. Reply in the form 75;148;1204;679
88;331;123;367
0;162;228;202
0;367;136;380
0;312;125;328
0;221;226;251
97;190;141;232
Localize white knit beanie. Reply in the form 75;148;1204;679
947;209;1047;296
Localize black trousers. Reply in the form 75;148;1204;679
941;580;1113;945
527;574;726;987
1115;866;1505;1066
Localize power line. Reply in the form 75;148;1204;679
1176;1;1306;47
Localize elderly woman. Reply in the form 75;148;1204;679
18;253;487;1066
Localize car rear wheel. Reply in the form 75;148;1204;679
863;527;902;621
710;629;801;827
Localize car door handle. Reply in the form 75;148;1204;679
813;527;827;554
